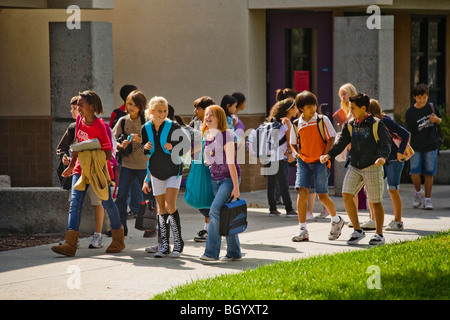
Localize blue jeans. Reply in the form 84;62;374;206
295;158;330;194
115;167;149;235
68;174;122;231
203;177;241;260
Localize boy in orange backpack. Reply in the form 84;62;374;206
290;91;343;242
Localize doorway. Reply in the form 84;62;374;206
267;11;334;186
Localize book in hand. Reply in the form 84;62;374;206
332;108;347;126
70;138;101;152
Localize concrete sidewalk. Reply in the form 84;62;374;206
0;183;449;300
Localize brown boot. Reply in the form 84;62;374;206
106;227;125;253
51;230;79;257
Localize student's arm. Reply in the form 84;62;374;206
321;122;351;163
374;121;391;166
225;140;240;200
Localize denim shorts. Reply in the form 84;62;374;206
384;160;405;190
295;158;329;194
409;149;438;176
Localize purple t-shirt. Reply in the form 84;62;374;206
204;130;241;181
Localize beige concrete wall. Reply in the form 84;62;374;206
0;0;267;118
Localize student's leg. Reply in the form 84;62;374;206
267;166;278;212
362;165;385;236
203;178;233;260
342;166;364;230
314;162;336;216
276;160;293;212
297;187;309;223
409;152;423;192
371;202;385;235
308;193;316;214
385;160;405;222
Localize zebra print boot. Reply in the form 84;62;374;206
168;210;184;258
155;213;170;258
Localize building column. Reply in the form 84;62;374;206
332;15;394;196
49;21;113;186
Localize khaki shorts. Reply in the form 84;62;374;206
342;164;384;203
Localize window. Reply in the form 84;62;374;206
411;16;446;105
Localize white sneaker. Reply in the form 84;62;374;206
292;227;309;242
328;216;344;240
316;207;330;219
347;230;366;245
145;244;159;253
413;190;424;208
423;198;433;210
384;220;404;231
361;219;376;230
89;232;103;248
369;233;385;245
306;211;315;221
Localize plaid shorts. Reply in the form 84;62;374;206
342;164;384;203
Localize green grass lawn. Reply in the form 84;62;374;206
153;230;449;300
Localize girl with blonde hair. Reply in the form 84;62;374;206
141;96;190;258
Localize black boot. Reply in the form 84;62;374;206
155;213;170;257
169;210;184;257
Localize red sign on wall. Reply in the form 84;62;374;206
294;70;309;92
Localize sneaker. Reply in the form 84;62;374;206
170;251;182;258
154;249;170;258
316;207;330;219
286;209;298;218
292;227;309;242
194;229;208;242
145;244;159;253
269;209;281;217
199;254;218;261
361;219;376;230
413;190;424;208
220;255;242;262
384;220;404;231
328;216;344;240
347;230;366;245
89;232;103;248
423;198;433;210
369;233;385;245
306;211;315;221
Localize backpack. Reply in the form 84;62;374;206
293;114;326;149
110;107;127;129
144;119;185;181
248;119;287;160
348;117;380;142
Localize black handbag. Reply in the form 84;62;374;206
56;161;72;191
220;197;248;237
135;199;158;231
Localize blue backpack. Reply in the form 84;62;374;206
144;119;180;182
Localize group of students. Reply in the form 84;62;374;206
52;81;442;258
264;82;441;246
53;86;245;261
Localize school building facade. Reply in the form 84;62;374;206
1;0;449;192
